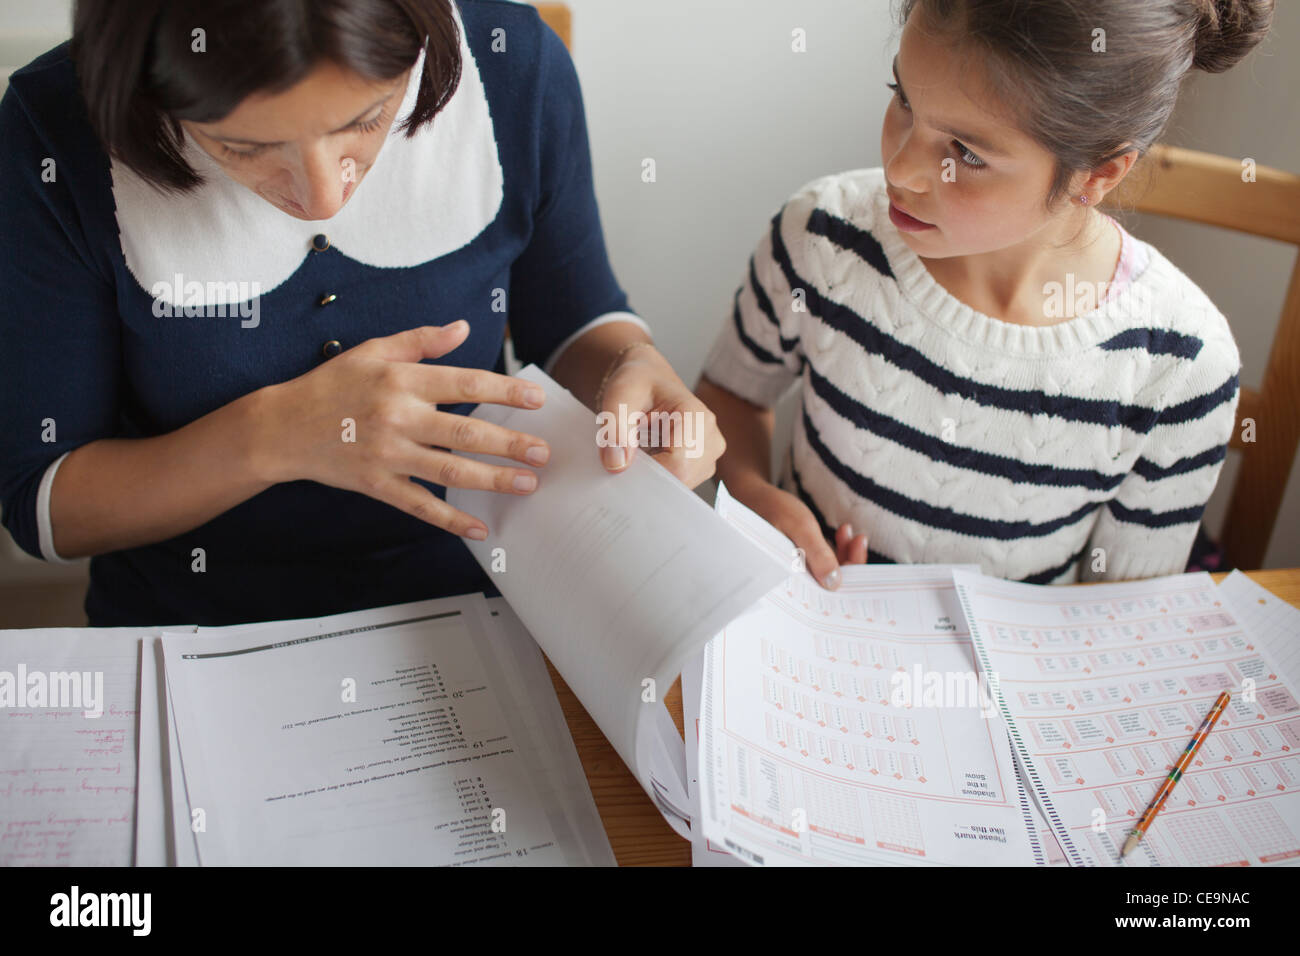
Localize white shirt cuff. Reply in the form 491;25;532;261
37;451;76;564
541;311;653;375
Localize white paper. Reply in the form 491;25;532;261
0;627;149;865
682;649;745;867
697;485;1039;866
956;568;1300;866
161;593;609;865
1217;570;1300;690
447;365;788;807
133;637;166;866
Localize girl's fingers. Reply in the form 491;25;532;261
778;515;840;591
835;523;854;562
847;533;869;565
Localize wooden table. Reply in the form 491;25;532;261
544;569;1300;866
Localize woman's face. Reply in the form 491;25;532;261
181;60;410;222
880;15;1078;258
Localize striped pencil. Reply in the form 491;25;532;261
1120;691;1231;859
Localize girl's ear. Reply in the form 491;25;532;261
1081;148;1142;204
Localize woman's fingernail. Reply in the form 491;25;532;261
525;445;549;465
605;446;626;470
821;568;841;590
524;387;545;407
513;472;537;492
466;526;487;540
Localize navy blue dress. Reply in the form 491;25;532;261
0;0;643;625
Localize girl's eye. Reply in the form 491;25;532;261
885;81;910;111
955;141;987;170
353;113;384;134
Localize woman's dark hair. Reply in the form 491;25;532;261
895;0;1275;210
71;0;462;192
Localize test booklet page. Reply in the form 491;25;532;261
159;593;611;866
696;484;1040;866
955;569;1300;867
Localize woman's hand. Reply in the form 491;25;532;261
596;343;725;489
732;475;868;590
256;321;550;540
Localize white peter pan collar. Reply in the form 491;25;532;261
111;1;504;306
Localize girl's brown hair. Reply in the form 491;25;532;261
896;0;1276;209
71;0;462;193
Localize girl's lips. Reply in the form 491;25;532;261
888;201;936;232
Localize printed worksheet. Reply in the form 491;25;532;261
0;626;182;865
161;593;607;865
955;569;1300;867
696;485;1040;866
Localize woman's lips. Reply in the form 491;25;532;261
888;201;936;233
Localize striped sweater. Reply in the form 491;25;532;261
702;167;1241;584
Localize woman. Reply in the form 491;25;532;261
0;0;723;626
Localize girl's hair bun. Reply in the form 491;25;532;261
1192;0;1275;73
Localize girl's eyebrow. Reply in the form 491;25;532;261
891;55;1007;157
211;92;396;147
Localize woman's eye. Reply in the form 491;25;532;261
220;144;269;161
955;141;987;169
885;81;910;111
353;108;387;134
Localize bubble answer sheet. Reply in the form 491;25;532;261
954;569;1300;867
695;484;1041;866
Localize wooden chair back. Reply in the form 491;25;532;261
1105;144;1300;569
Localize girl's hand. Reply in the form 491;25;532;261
596;343;725;489
257;322;551;540
734;477;868;590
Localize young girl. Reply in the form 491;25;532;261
697;0;1274;591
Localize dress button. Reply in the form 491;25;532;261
311;233;329;252
319;293;337;306
322;340;342;358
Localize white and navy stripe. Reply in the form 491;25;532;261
704;167;1241;584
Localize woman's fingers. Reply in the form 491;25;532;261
399;445;541;497
357;322;473;364
408;363;546;412
372;472;490;540
406;405;550;466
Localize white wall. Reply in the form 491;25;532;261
1;0;1295;582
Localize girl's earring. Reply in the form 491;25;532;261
1078;194;1091;206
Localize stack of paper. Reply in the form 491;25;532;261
954;567;1300;866
685;485;1300;867
140;594;615;865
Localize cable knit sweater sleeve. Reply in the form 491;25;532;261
1080;313;1241;582
700;180;828;407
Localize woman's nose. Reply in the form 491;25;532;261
288;147;349;220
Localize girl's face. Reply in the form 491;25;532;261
181;61;410;222
880;15;1079;258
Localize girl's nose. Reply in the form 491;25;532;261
884;132;930;195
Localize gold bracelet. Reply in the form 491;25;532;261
593;340;657;410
